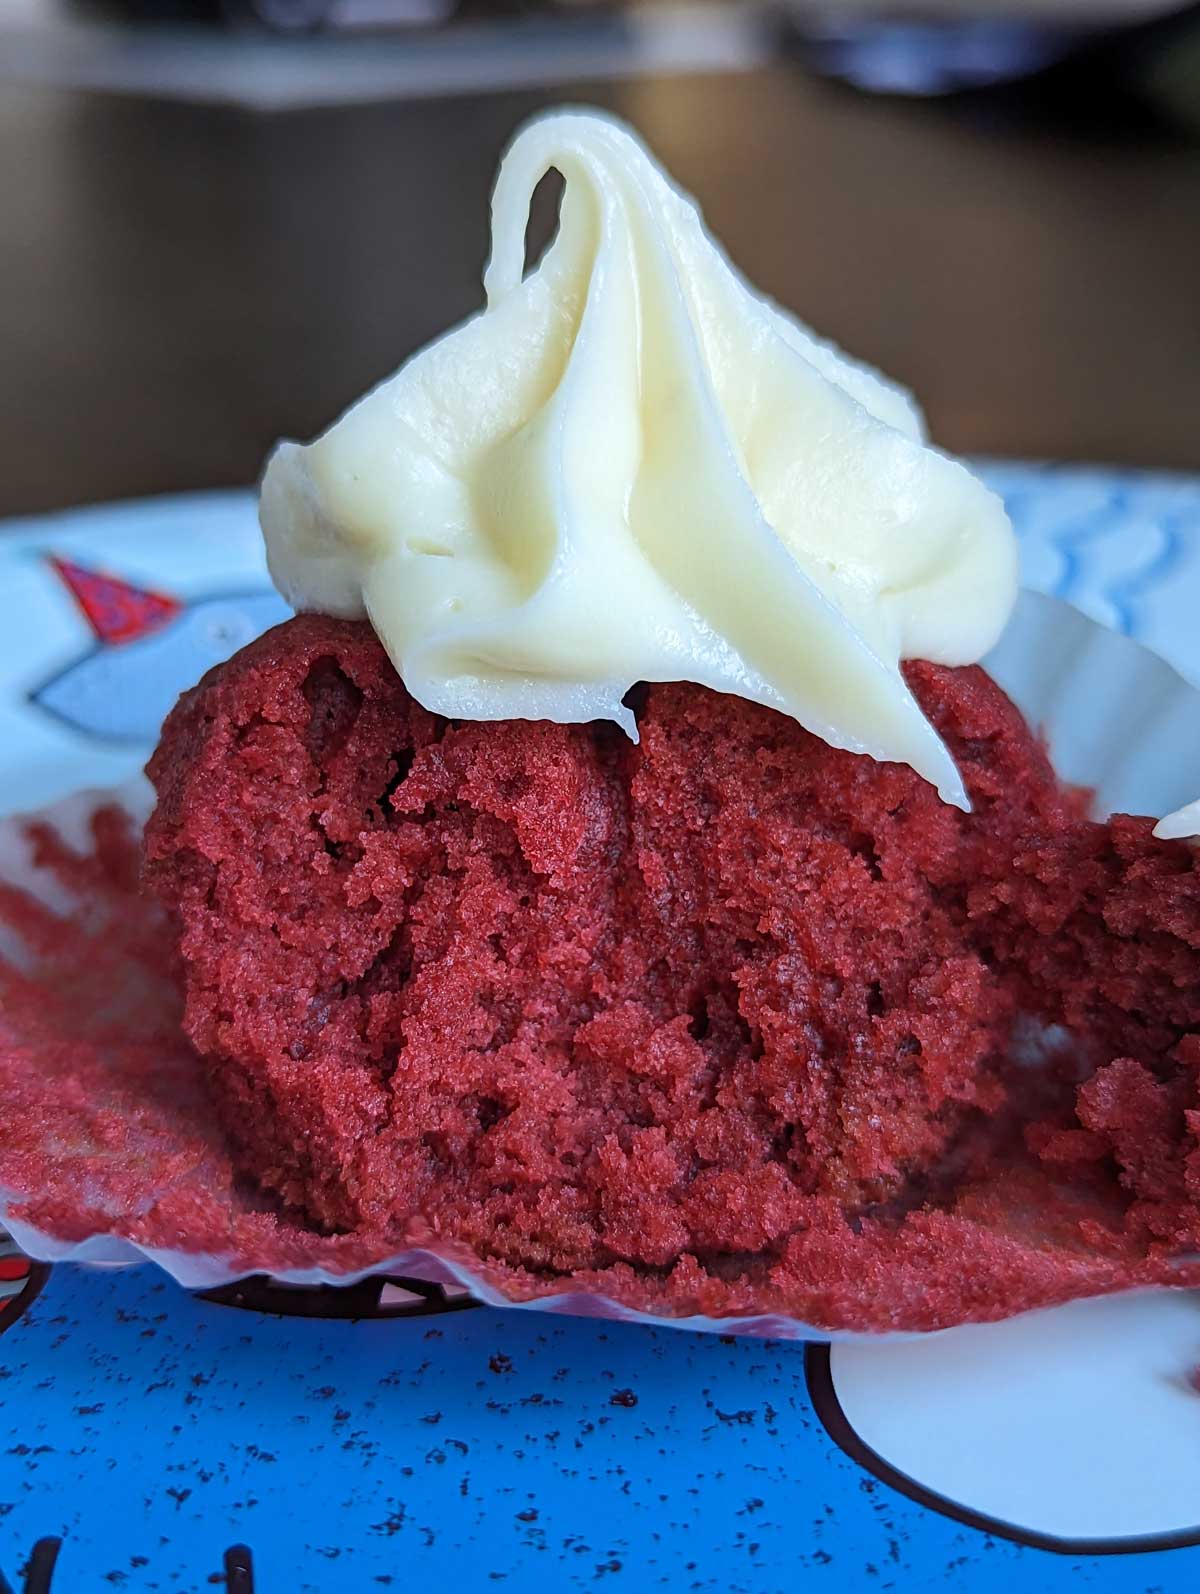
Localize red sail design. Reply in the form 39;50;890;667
49;556;182;645
0;1228;35;1328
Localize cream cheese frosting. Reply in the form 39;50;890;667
260;108;1018;809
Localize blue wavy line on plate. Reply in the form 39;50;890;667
1053;486;1132;631
1074;484;1197;641
1115;518;1185;637
978;462;1200;647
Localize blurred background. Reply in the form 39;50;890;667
0;0;1197;517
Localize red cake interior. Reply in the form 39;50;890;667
130;614;1200;1325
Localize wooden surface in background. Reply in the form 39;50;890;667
0;66;1198;516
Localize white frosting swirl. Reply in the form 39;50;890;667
261;109;1017;808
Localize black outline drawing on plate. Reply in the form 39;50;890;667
0;1540;256;1593
805;1343;1200;1557
198;1272;482;1320
0;1228;48;1339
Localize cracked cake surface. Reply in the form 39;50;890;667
142;614;1200;1320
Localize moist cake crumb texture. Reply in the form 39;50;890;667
143;615;1200;1324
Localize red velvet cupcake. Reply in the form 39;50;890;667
142;614;1200;1313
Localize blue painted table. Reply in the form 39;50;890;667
3;1264;1196;1593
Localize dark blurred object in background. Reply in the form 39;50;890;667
779;2;1200;134
63;0;1200;135
1;0;1196;513
77;0;613;28
6;0;769;110
74;0;454;30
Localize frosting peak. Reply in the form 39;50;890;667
261;109;1017;808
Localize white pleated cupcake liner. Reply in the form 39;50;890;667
3;588;1200;1340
